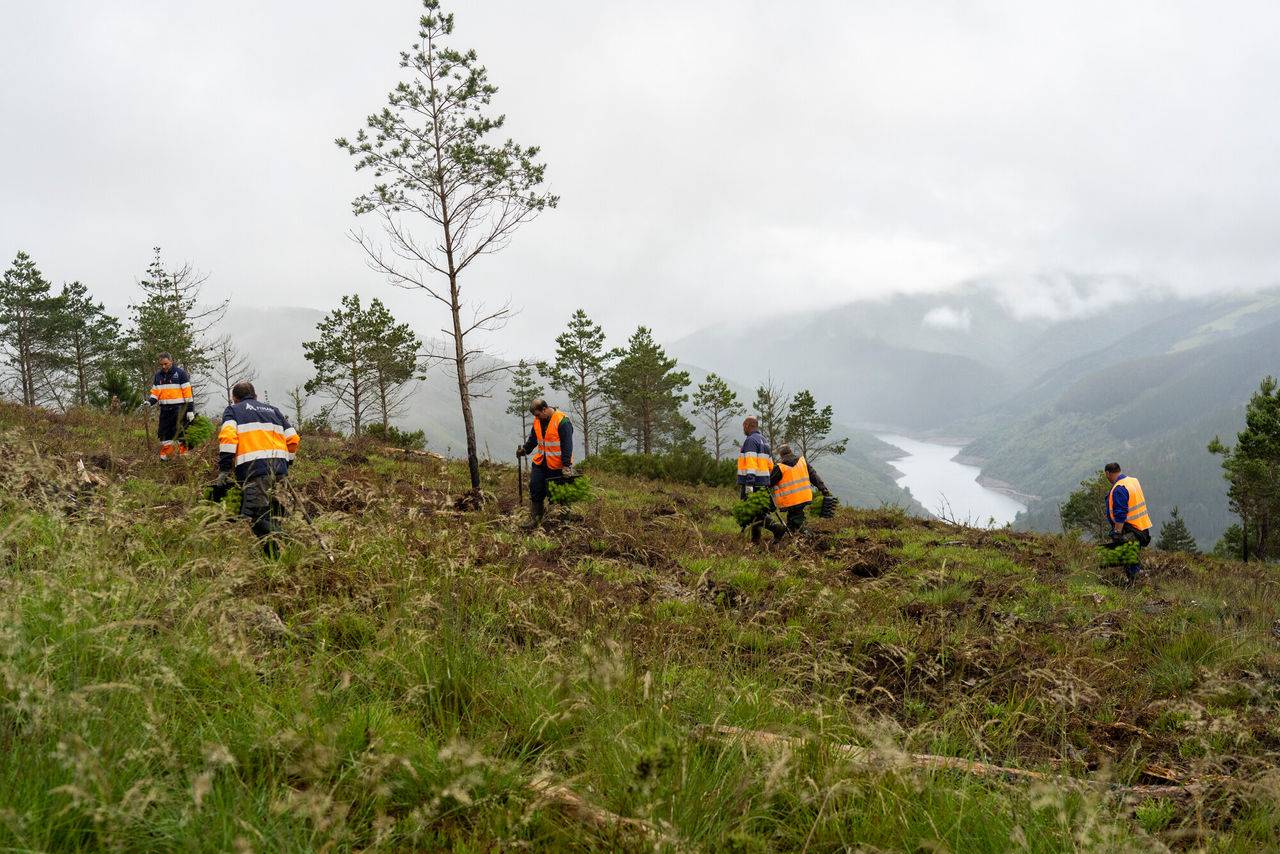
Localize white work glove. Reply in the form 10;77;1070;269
185;409;196;424
562;464;575;477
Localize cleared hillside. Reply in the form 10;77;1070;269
2;404;1279;850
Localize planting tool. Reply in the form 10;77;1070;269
516;451;524;504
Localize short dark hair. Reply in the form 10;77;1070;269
1104;462;1121;474
529;397;549;414
231;381;256;402
157;352;173;361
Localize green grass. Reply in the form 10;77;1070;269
0;404;1278;850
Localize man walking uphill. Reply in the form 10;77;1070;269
1104;462;1152;582
214;381;300;557
516;398;574;528
738;416;785;543
769;444;834;535
144;353;194;459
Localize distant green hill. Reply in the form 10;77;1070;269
961;300;1280;546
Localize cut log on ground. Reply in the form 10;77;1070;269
528;775;667;842
696;724;1206;800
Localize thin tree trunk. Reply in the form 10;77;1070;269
450;287;481;493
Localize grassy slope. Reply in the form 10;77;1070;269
2;404;1279;851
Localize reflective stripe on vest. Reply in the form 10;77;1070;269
737;450;771;478
533;410;566;470
1108;476;1152;531
772;457;814;508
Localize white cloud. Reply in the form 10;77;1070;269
3;0;1280;353
922;306;973;331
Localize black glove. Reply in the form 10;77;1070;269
216;471;232;487
516;445;527;458
185;409;196;424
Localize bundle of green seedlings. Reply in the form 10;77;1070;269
731;489;775;528
182;414;216;449
1098;540;1141;566
547;474;592;506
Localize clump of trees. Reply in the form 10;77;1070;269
303;295;423;435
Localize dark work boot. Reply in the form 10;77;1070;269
522;501;545;531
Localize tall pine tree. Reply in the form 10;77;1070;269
537;309;618;457
1208;375;1280;561
337;0;556;499
59;281;122;408
691;373;743;461
784;389;848;463
505;360;545;438
128;247;225;386
0;251;63;407
605;326;690;455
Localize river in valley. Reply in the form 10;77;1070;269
876;434;1027;528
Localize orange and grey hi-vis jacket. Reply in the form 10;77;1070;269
217;397;299;481
149;365;194;406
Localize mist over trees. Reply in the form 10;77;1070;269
337;0;556;499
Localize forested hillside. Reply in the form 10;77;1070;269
676;286;1280;546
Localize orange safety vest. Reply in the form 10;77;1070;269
532;410;566;469
1108;475;1151;531
772;457;814;508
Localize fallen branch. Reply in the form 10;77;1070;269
528;775;667;841
697;724;1201;799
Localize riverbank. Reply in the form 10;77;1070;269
875;434;1027;528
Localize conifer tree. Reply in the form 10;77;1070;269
752;376;790;452
59;281;122;408
338;0;556;499
304;295;419;435
784;389;848;463
505;359;545;437
127;247;225;384
1156;506;1199;554
537;310;618;456
691;373;744;461
605;326;690;455
0;251;63;406
1208;375;1280;561
1059;470;1113;540
365;300;424;430
286;385;310;429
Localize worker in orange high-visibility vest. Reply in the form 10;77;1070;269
516;398;574;528
1104;462;1152;583
768;444;834;535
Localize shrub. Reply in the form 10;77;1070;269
364;423;427;450
583;442;736;487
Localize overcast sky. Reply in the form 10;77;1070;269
3;0;1279;358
